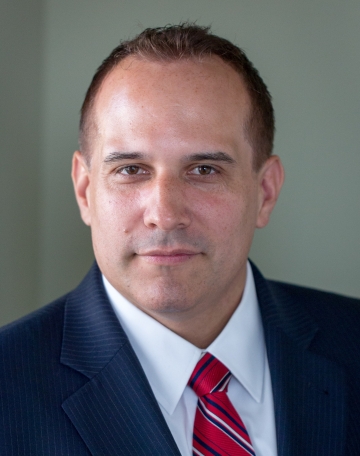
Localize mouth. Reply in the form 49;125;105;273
137;248;201;265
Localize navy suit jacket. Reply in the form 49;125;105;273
1;262;360;455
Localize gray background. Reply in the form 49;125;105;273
1;0;359;326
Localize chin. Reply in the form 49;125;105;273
133;285;198;316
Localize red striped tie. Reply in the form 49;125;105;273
188;353;256;456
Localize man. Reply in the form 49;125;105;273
1;24;360;456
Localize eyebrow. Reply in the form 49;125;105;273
183;152;236;164
103;151;236;164
104;152;146;163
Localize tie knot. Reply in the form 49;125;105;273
188;353;232;397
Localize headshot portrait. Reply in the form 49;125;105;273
1;2;360;455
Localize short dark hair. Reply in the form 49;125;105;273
79;23;274;170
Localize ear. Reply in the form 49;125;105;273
256;155;285;228
71;150;92;226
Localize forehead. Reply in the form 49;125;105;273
93;56;252;153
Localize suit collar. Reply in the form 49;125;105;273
61;262;128;378
61;263;181;455
250;261;318;349
251;262;346;456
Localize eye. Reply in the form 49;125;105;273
191;165;216;175
118;165;143;175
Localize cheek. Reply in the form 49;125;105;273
91;191;139;263
193;187;256;236
99;183;141;219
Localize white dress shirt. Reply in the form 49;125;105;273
103;262;278;456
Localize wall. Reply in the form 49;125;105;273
0;0;43;325
1;0;360;326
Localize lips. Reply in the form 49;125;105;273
137;248;200;265
139;248;199;256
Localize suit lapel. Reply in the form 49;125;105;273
60;264;181;456
252;263;346;456
60;261;347;455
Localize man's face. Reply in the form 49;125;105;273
73;56;282;324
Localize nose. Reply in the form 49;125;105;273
143;175;191;231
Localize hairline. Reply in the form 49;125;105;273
80;54;269;172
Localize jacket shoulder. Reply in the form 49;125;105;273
0;292;93;454
0;295;71;377
0;294;68;343
267;279;360;321
267;279;360;363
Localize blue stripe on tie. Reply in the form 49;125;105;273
198;401;255;456
190;355;215;389
193;433;222;456
203;396;249;436
212;371;231;392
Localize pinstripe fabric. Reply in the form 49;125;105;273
0;263;180;455
251;262;360;456
0;298;90;455
1;261;360;454
189;353;255;456
61;264;181;455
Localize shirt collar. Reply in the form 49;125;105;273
207;262;266;403
103;261;265;415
